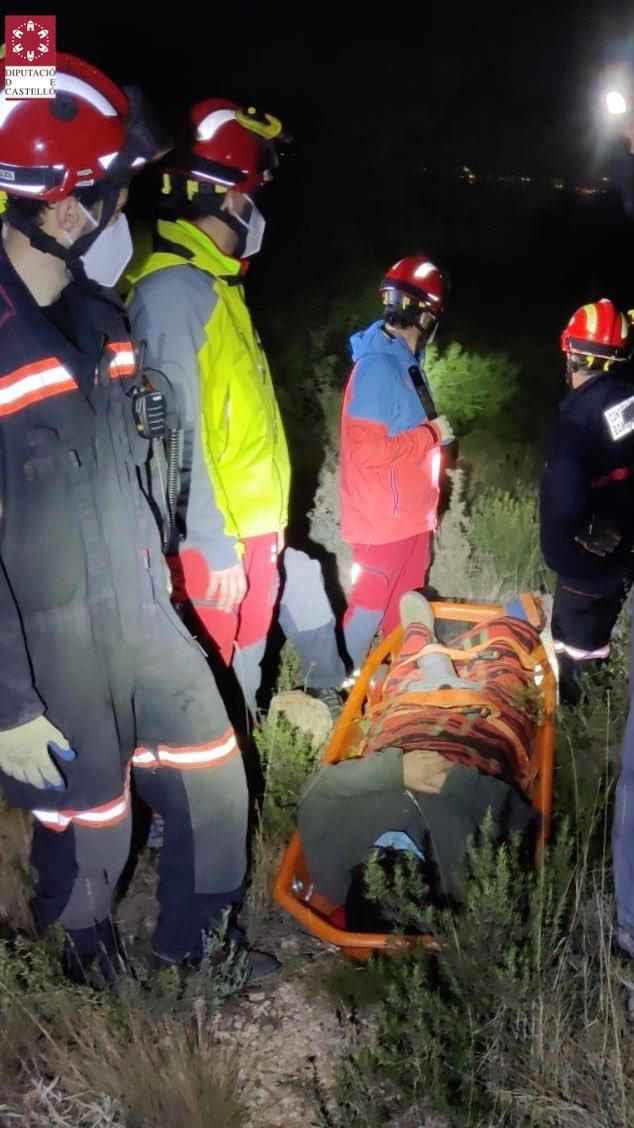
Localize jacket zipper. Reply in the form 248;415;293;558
390;469;399;516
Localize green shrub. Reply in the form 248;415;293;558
319;668;634;1128
426;342;520;436
468;486;552;595
431;471;552;601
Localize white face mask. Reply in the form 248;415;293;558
228;195;266;258
242;201;265;258
80;212;133;287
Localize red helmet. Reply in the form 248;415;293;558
168;98;284;195
560;299;632;362
379;254;446;317
0;52;169;201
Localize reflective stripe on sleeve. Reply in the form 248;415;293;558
0;358;76;416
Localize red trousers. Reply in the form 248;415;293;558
169;533;280;664
343;532;433;669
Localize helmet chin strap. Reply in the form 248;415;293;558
8;182;121;282
415;309;438;347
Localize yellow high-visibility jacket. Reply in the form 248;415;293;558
128;219;290;570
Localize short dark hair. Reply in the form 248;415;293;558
4;196;49;228
4;185;104;231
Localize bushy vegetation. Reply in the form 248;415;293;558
0;930;247;1126
426;342;521;437
311;675;633;1128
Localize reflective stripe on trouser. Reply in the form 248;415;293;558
278;547;346;691
551;572;630;703
32;776;131;832
343;532;433;671
551;573;629;657
8;595;248;960
553;640;610;661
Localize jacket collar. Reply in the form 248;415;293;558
0;242;124;396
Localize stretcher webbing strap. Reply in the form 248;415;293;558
360;612;541;791
369;688;501;717
132;728;238;770
402;633;540;672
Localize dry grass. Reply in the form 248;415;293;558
0;942;248;1126
0;805;35;937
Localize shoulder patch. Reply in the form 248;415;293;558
604;395;634;441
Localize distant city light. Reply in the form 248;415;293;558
606;90;628;115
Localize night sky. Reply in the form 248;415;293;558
5;2;634;424
32;0;634;178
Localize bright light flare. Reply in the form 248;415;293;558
606;90;628;115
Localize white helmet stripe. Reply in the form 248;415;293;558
55;73;118;116
0;70;118;130
413;261;437;279
196;107;237;142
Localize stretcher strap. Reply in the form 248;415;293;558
405;634;541;672
368;688;502;718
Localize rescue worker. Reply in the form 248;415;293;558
339;254;454;673
128;99;345;715
539;299;634;705
0;54;276;986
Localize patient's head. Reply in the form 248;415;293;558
345;844;436;933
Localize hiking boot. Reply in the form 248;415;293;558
244;947;281;983
150;941;281;994
399;591;435;631
306;685;345;721
61;932;136;995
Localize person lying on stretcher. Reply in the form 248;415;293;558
297;591;546;932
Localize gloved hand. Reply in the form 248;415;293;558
0;716;74;790
574;523;622;557
430;414;454;445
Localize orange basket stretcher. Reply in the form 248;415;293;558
273;598;557;962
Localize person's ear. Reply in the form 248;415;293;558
52;196;84;239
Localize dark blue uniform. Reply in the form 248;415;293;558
540;369;634;703
0;246;248;965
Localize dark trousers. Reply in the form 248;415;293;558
3;590;249;965
551;571;631;705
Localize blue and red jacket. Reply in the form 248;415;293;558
340;320;443;545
